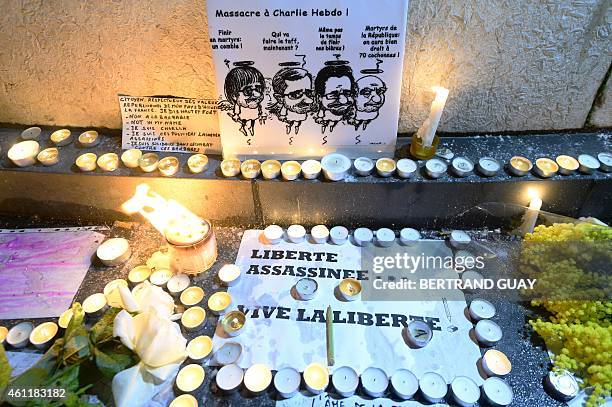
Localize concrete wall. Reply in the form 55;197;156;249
0;0;610;133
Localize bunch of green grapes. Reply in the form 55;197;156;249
523;223;611;406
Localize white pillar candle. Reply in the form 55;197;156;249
353;156;374;176
121;149;142;168
37;147;59;166
78;130;99;147
274;367;301;398
181;306;207;331
263;224;284;245
520;196;542;235
103;279;129;308
301;159;322;179
29;322;58;349
139;152;159;173
311;225;329;244
400;228;421;246
424;158;447;178
321;153;351;181
353;227;373;246
221;158;241;177
332;366;359;397
244;364;272;394
97;153;119;172
50;129;72;146
361;367;389;398
482;377;513;406
6;322;34;348
329;226;349;245
241;159;261;179
338;278;361;301
416;86;449;147
82;293;108;317
169;394;198;407
149;268;173;287
76;153;97;172
180;286;205;307
216;364;244;393
21;126;41;140
221;310;246;337
187;335;213;361
167;274;191;297
281;160;301;180
0;326;7;345
176;364;205;393
419;372;447;403
375;228;395;247
8;140;40;167
127;265;151;286
303;363;329;394
396;158;418;178
287;224;306;243
261;159;281;179
97;238;131;266
215;342;243;365
295;277;318;300
482;349;512;377
158;156;180;177
405;320;433;348
58;308;73;329
577;153;600;174
187;154;209;174
469;299;496;321
376;158;396;177
391;369;418;400
475;319;503;347
208;291;232;315
450;230;471;249
218;264;241;286
555;155;579;175
450;376;480;407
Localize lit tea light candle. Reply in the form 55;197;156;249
37;147;59;166
577;153;600;174
361;367;388;398
82;293;108;317
477;157;501;177
218;264;241;286
149;268;173;288
281;160;301;180
301;159;322;179
339;278;361;301
332;366;359;397
187;154;208;174
450;230;471;249
391;369;418;400
287;224;306;243
450;376;480;407
396;158;418;178
451;156;474;177
425;158;447;178
376;227;395;247
176;364;205;393
180;286;205;307
261;159;281;179
353;227;373;246
78;130;99;147
321;153;351;181
208;291;232;315
58;308;73;329
555;155;579;175
8;140;40;167
139;152;159;173
400;228;421;246
97;153;119;172
221;158;241;177
221;310;246;337
263;224;284;244
216;364;244;393
128;265;151;286
508;156;532;176
598;152;612;172
76;153;97;172
295;277;318;300
329;226;349;245
240;159;261;179
376;157;396;177
167;274;191;297
469;298;496;321
21;126;41;140
215;342;243;365
405;320;433;348
97;238;131;266
545;369;579;401
6;322;33;348
121;149;142;168
419;372;447;403
274;367;301;398
533;157;558;178
303;363;329;394
103;279;129;308
187;335;213;361
482;377;513;406
181;306;207;331
354;156;374;176
50;129;72;146
475;319;503;347
29;321;58;349
0;326;7;345
169;394;198;407
244;364;272;394
482;349;512;377
158;156;180;177
311;225;329;244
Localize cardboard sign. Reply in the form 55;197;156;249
206;0;409;159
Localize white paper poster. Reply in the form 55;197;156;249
206;0;409;159
119;95;221;153
211;230;483;386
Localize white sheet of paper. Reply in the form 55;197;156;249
277;393;446;407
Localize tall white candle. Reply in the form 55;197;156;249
416;87;449;147
520;196;542;235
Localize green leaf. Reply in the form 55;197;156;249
90;308;120;346
93;345;136;378
0;343;11;400
62;303;91;366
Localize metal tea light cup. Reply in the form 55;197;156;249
221;310;247;337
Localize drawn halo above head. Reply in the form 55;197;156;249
324;60;350;66
360;68;384;74
233;61;255;67
278;61;302;67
